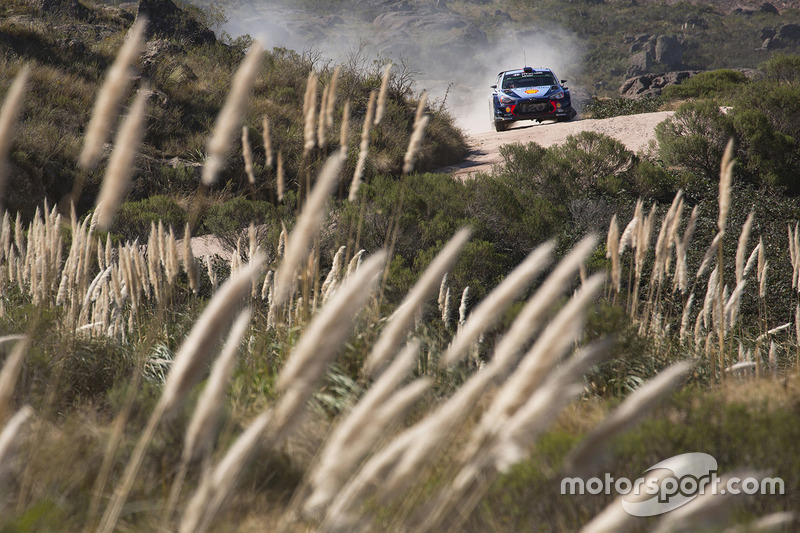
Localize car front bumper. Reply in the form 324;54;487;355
493;96;574;121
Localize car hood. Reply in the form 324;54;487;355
504;85;557;98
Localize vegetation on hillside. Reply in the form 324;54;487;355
0;0;467;218
0;1;798;532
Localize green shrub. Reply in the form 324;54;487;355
583;96;662;119
661;69;749;101
655;100;736;180
200;197;287;255
111;195;187;241
762;53;800;84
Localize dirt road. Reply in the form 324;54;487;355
439;110;675;179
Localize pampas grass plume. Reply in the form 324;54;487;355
402;114;429;175
607;215;620;293
180;411;273;533
0;66;29;204
79;19;146;170
0;405;33;481
317;84;330;149
276;150;284;202
241;126;256;184
325;66;340;131
262;115;273;168
718;138;734;234
165;309;252;520
0;336;29;424
273;150;345;307
349;90;376;201
339;99;350;154
442;240;553;366
374;63;392;125
735;212;754;284
564;360;693;475
183;223;199;295
95;86;150;230
98;256;264;533
302;71;318;157
303;340;421;517
363;227;471;376
202;41;263;185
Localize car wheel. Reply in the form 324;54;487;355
494;120;508;132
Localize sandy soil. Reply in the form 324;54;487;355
437;110;675;179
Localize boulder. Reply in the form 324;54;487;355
655;35;682;68
777;23;800;41
135;0;216;45
620;70;699;99
627;51;651;77
24;0;91;20
760;2;779;14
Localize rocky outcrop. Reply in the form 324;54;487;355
627;51;652;77
732;2;780;14
625;34;682;77
655;35;682;68
620;68;761;99
135;0;216;45
620;70;700;98
24;0;91;20
760;22;800;48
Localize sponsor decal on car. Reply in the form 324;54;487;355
525;89;539;94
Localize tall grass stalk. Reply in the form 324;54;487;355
95;86;150;230
363;227;471;376
402;114;429;175
303;71;318;158
348;90;376;202
717;139;735;379
374;63;392;125
442;240;554;366
0;405;33;481
164;308;252;523
564;360;693;474
0;337;30;424
302;340;423;518
262;115;273;168
273;150;345;309
201;41;263;185
0;66;29;205
182;252;386;533
241;125;256;184
79;19;146;171
97;256;264;533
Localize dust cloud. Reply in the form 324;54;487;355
200;1;583;134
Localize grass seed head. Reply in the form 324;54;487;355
79;19;146;170
202;41;263;185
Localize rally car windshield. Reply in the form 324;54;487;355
502;73;557;89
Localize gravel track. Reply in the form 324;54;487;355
438;110;675;179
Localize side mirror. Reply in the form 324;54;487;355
561;80;567;84
490;84;497;89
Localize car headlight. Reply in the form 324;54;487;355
549;90;565;100
499;94;516;104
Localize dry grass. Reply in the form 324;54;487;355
0;24;795;533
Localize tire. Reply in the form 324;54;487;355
494;120;508;132
558;108;577;122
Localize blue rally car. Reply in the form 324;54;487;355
490;67;577;131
